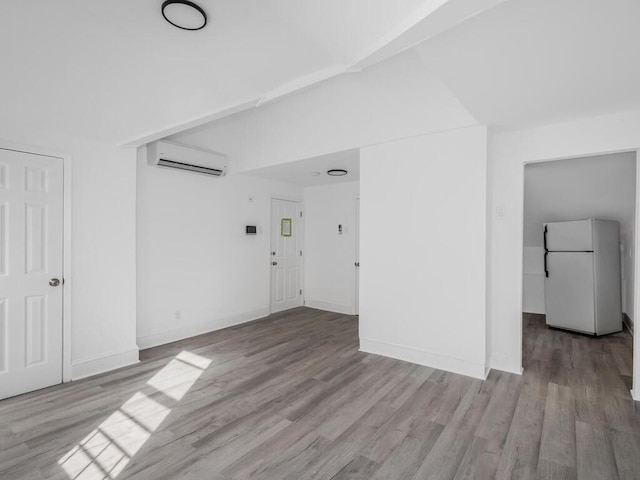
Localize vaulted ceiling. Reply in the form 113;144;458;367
2;0;639;148
167;0;640;164
0;0;504;145
414;0;640;128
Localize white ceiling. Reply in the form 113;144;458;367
165;0;640;165
0;0;333;142
0;0;504;145
414;0;640;128
242;149;360;187
4;0;639;147
524;152;636;247
168;48;477;172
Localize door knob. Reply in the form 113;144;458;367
272;261;278;266
49;278;61;287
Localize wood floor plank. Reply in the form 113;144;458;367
535;459;577;480
538;383;576;469
493;361;551;480
610;343;633;376
610;428;640;480
576;421;620;480
372;420;443;480
452;436;502;480
474;371;522;445
410;380;490;479
284;400;398;480
0;308;639;480
330;455;381;480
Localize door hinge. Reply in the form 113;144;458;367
300;250;302;256
300;211;303;218
300;289;303;295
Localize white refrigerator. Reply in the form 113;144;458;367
543;219;622;335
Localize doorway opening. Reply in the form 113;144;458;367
522;151;636;394
246;148;360;318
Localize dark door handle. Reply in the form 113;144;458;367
272;261;278;266
543;225;548;252
544;252;549;278
355;262;360;267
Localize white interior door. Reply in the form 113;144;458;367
0;149;64;400
355;198;360;315
271;199;303;313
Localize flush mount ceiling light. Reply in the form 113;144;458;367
327;169;348;176
162;0;207;31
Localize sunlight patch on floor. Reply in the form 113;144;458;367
147;350;212;401
58;350;212;480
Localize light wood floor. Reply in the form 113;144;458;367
1;308;638;479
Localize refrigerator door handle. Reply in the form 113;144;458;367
544;251;549;278
543;225;548;252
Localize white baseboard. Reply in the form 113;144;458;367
359;337;486;379
137;307;270;350
632;388;640;401
72;347;140;381
304;299;353;315
488;352;523;376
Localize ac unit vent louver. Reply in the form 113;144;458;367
147;140;228;177
157;158;225;176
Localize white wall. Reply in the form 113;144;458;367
169;50;477;172
0;131;138;380
70;140;138;379
488;110;640;398
152;45;484;381
303;181;360;314
522;153;636;317
136;148;302;348
360;125;488;379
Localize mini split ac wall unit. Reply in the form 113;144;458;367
147;140;228;177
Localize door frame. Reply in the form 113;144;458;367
520;148;639;398
269;196;304;314
0;139;73;383
355;197;360;315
